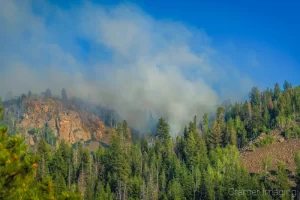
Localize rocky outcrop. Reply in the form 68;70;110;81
17;98;107;144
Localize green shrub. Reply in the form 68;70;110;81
284;125;300;138
261;126;271;135
28;128;42;135
284;128;292;139
256;136;275;148
85;139;92;144
295;126;300;136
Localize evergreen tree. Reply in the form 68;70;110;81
28;90;32;98
249;87;261;106
223;118;237;146
274;83;282;100
295;152;300;199
156;118;170;142
122;120;129;139
44;88;52;98
208;120;222;149
0;131;39;199
61;88;68;101
183;126;188;139
283;80;292;91
184;129;199;169
167;179;184;200
202;113;209;136
274;162;291;200
36;138;51;181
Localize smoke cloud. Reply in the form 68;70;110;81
0;0;254;135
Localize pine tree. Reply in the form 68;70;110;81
28;90;32;98
193;115;197;129
84;177;94;200
95;181;106;200
249;87;261;106
217;107;225;124
274;162;291;200
235;116;247;149
53;171;68;197
223;118;237;146
184;129;199;169
274;83;282;100
44;88;52;98
202;113;209;136
198;137;209;171
167;179;184;200
283;80;292;91
156;118;170;142
294;152;300;199
208;120;222;149
0;128;39;199
61;88;68;101
36;138;51;181
183;126;188;139
122;120;129;139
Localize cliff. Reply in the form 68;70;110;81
4;97;112;146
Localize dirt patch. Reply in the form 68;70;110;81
241;139;300;174
88;141;101;151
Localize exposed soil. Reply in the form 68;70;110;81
241;138;300;174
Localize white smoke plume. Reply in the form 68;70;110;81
0;0;254;135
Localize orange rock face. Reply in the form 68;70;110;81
18;98;107;144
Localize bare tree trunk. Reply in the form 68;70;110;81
68;159;71;189
95;157;98;178
74;149;78;169
119;180;122;200
41;154;45;179
141;181;145;200
79;162;86;197
156;164;159;198
293;103;296;119
123;182;126;200
69;121;72;143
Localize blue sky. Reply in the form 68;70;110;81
46;0;300;89
1;0;300;130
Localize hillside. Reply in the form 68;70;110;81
0;83;299;200
241;129;300;174
3;96;115;148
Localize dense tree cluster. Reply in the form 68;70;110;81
204;81;300;150
0;81;300;199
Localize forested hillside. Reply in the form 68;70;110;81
1;81;300;200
